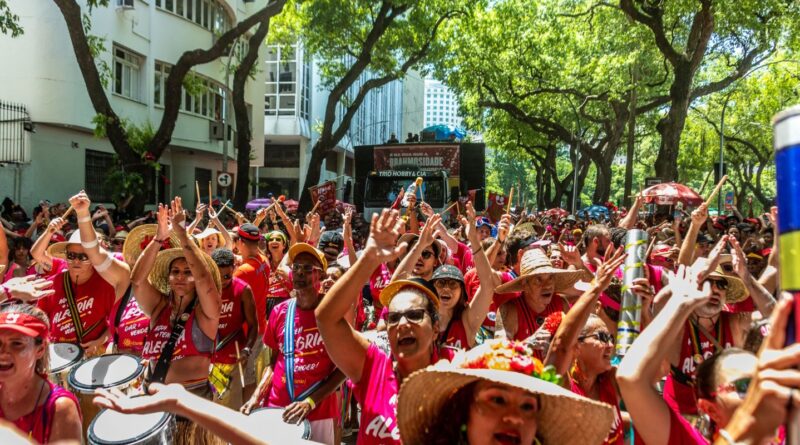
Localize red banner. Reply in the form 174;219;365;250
309;181;337;217
452;189;478;218
487;192;507;223
374;145;460;175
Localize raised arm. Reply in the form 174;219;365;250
187;203;206;235
391;214;440;282
170;198;221;338
130;205;170;316
461;204;503;344
0;219;8;275
618;195;643;229
70;191;130;299
315;209;408;383
729;237;775;317
545;247;625;381
616;263;712;445
342;208;357;266
208;207;233;250
274;204;297;245
677;203;707;266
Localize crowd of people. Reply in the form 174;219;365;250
0;189;797;445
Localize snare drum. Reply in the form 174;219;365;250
49;342;83;388
68;354;144;432
247;407;312;440
88;407;175;445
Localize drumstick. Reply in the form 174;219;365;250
195;181;201;206
439;201;458;216
208;182;213;207
506;187;514;214
218;200;232;214
310;199;321;215
235;341;246;388
49;205;74;232
705;175;728;207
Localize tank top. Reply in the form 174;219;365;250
141;299;210;362
109;291;149;355
570;374;623;445
0;380;79;444
511;295;567;341
664;313;734;415
441;316;470;350
37;269;116;343
215;277;249;365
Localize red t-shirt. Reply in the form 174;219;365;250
262;299;338;421
108;293;149;355
215;277;249;365
38;269;115;343
570;373;623;445
667;404;709;444
234;254;270;335
349;343;401;445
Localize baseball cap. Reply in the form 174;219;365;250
0;312;48;338
237;223;261;242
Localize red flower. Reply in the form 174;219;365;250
511;354;535;375
542;312;563;335
143;151;156;161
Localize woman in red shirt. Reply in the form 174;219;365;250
0;304;81;443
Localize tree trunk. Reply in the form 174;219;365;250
299;140;328;210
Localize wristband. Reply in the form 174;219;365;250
81;239;99;249
471;246;482;255
304;397;316;410
717;429;744;445
77;216;91;223
94;254;114;273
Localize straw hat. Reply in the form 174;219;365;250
288;243;327;270
707;266;748;304
122;225;181;266
495;249;585;294
194;227;225;246
148;248;221;296
47;230;103;258
398;340;614;445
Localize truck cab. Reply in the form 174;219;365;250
363;170;448;222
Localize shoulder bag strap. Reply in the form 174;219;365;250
147;297;198;386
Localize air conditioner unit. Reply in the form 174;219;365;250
116;0;134;10
209;121;225;140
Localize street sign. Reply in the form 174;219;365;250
725;191;734;210
217;172;232;188
644;177;662;188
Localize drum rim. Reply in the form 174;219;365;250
87;407;174;445
67;353;144;393
248;406;312;439
49;342;84;373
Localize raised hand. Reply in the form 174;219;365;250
592;246;626;290
69;190;91;213
670;262;712;308
1;275;56;303
559;242;582;267
698;234;729;281
419;201;434;219
156;204;170;240
47;217;66;234
496;213;511;243
418;213;441;248
728;237;749;279
170;198;187;230
207;205;219;221
629;277;655;302
94;383;183;415
690;202;708;225
364;209;407;263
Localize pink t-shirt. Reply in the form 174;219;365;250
667;405;709;444
262;299;338;421
369;264;392;304
349;343;401;445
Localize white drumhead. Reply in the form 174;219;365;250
49;343;82;372
248;408;309;439
90;409;168;441
71;354;141;388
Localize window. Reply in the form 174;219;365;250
264;45;307;118
154;61;224;120
113;46;141;100
265;144;300;168
157;0;231;33
85;150;115;202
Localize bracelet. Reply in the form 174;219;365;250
471;246;482;255
717;428;744;445
81;239;98;249
94;254;114;273
77;216;91;223
304;397;316;410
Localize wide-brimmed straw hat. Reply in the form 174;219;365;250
122;225;181;266
193;227;225;246
398;340;614;444
707;266;748;304
495;249;585;294
380;278;439;309
148;248;221;295
47;230;102;258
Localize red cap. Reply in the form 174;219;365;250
0;312;48;338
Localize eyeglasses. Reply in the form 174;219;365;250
386;308;428;326
66;252;90;262
711;377;751;398
291;263;323;274
266;237;284;243
578;331;615;344
433;279;460;290
705;278;729;291
420;250;435;260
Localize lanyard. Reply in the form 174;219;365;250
284;299;297;401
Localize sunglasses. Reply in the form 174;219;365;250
291;263;323;274
266;237;284;243
705;278;729;291
579;331;615;344
66;252;90;262
433;279;460;290
712;377;751;398
420;250;435;260
386;308;428;326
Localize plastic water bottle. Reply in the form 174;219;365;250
401;177;424;207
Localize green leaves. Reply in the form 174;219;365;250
0;0;23;37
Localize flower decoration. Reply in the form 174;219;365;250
459;339;561;385
542;312;563;336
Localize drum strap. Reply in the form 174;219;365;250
215;327;242;353
284;298;297;401
148;297;198;386
112;286;133;346
62;273;103;344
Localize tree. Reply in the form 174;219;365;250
52;0;287;212
0;0;22;36
271;0;473;210
619;0;799;181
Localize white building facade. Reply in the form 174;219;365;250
260;44;424;201
423;78;463;129
0;0;267;210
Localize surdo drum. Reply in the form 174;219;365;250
88;407;175;445
246;407;312;440
48;342;83;388
68;353;144;432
